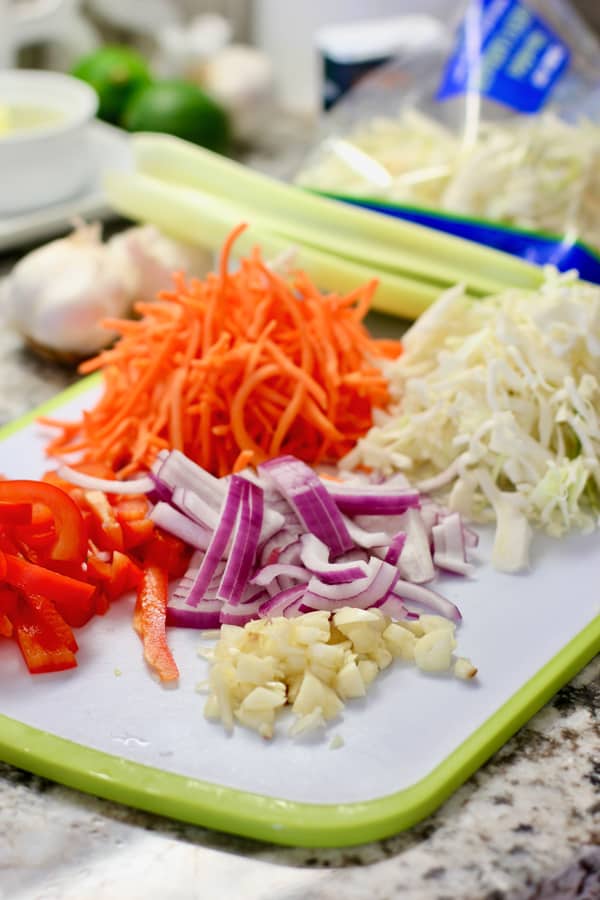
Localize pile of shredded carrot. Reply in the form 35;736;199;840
41;224;402;478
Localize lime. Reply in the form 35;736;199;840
71;45;152;125
122;80;230;153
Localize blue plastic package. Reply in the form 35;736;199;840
296;0;600;283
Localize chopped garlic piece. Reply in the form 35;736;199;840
414;630;456;672
454;657;478;680
202;607;476;740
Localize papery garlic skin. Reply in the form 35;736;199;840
2;222;213;358
109;225;214;303
3;223;136;356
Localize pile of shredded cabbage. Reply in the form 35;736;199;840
296;110;600;250
344;269;600;571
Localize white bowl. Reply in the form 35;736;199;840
0;69;98;215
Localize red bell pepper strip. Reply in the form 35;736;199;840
135;565;179;683
0;614;12;637
3;553;96;628
11;597;77;673
0;481;87;562
25;594;78;652
0;502;32;525
83;490;124;552
120;518;155;550
143;531;192;579
87;551;143;602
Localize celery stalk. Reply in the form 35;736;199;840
104;171;442;319
131;133;546;295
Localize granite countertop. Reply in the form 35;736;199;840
0;239;598;900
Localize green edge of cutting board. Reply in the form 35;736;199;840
0;376;598;849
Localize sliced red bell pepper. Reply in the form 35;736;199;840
82;490;124;552
11;597;77;673
136;565;179;683
143;530;192;579
0;614;12;637
114;496;150;522
3;553;96;628
25;594;78;653
0;501;32;526
0;481;87;563
87;551;142;602
121;518;155;550
0;585;18;619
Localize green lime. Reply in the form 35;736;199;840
71;45;152;125
122;80;230;153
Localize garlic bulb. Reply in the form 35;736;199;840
2;222;213;359
108;225;214;304
3;223;136;358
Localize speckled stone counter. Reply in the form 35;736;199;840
0;251;598;900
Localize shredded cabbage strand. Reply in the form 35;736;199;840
344;269;600;571
297;110;600;251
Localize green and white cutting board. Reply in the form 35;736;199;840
0;379;598;847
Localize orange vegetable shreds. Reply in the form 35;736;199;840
40;224;402;478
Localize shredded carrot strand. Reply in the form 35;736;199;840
41;226;402;477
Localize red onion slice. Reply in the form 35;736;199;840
302;560;399;611
323;484;421;516
258;584;309;618
432;512;475;577
259;455;353;557
299;533;370;584
56;465;154;495
155;449;225;506
392;579;462;622
184;476;245;607
217;479;264;604
166;598;222;629
149;502;213;551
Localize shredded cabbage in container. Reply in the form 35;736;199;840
344;268;600;572
297;110;600;250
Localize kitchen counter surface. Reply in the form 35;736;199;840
0;236;598;900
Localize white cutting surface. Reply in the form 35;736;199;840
0;386;598;806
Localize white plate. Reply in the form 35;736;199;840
0;120;132;253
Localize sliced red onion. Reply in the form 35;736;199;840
149;502;213;550
396;508;435;584
432;512;475;577
258;584;308;618
375;594;419;620
251;563;308;587
219;590;268;625
392;579;462;622
156;450;225;507
323;483;420;516
259;455;353;557
56;465;154;495
217;479;264;604
237;471;287;543
276;539;303;565
342;515;388;549
184;476;245;607
384;532;407;566
257;528;299;566
148;471;174;503
302;559;398;611
172;486;221;531
462;525;479;549
166;598;221;629
299;533;370;584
